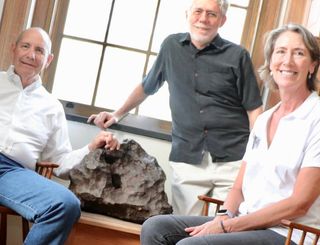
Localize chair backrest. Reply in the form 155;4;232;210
282;219;320;245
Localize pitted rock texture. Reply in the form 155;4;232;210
69;139;172;224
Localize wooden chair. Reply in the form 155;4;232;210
281;219;320;245
0;161;59;245
198;195;320;245
198;195;225;216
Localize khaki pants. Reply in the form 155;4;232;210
170;152;241;216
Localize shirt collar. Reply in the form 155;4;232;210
270;91;319;120
292;91;319;119
179;33;225;51
7;65;42;92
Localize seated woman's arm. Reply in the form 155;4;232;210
223;166;320;232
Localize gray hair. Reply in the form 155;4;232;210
258;23;320;91
188;0;229;16
215;0;229;16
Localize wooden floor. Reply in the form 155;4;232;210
65;212;141;245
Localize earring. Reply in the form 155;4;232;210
270;71;273;76
308;73;312;79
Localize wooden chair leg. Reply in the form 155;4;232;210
0;215;29;244
0;214;7;245
22;218;30;241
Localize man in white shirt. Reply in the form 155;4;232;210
0;27;119;245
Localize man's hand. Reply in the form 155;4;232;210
88;131;120;151
87;111;118;129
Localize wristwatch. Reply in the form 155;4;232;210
216;209;235;218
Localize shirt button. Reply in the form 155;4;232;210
200;110;204;113
195;73;198;77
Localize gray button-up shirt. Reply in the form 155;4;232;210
142;33;262;164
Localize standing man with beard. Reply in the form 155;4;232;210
88;0;263;216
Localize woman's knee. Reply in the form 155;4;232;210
142;215;170;234
141;215;173;244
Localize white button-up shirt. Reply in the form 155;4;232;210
0;66;89;178
241;92;320;244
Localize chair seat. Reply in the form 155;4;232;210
0;206;19;215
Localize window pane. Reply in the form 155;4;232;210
64;0;112;41
107;0;158;50
95;47;146;110
0;0;4;20
139;83;171;121
152;1;188;52
139;56;171;121
52;38;102;104
306;0;320;36
219;7;247;44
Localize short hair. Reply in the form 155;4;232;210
188;0;229;16
258;23;320;91
216;0;229;16
16;27;52;54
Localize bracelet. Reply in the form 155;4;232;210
220;220;227;233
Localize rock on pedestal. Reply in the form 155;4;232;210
69;139;172;224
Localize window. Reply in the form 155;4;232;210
0;1;4;21
306;0;320;37
49;0;259;122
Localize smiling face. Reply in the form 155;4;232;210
12;28;53;87
269;31;317;92
186;0;226;50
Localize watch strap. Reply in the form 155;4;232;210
216;209;235;218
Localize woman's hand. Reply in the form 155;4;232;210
185;217;226;236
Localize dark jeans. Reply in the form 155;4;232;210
141;215;297;245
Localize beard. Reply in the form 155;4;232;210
189;31;215;47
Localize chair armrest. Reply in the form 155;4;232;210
36;161;59;179
198;195;225;205
281;219;320;245
197;195;224;216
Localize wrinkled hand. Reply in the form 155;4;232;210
88;131;120;151
87;111;118;129
185;219;223;237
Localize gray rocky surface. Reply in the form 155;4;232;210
69;139;172;224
